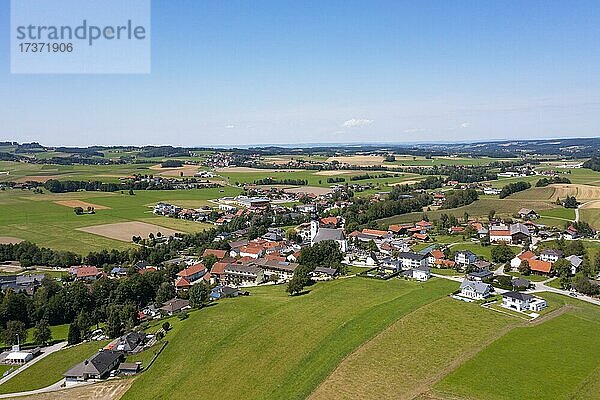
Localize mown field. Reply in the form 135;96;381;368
433;293;600;400
122;278;458;400
309;297;516;400
0;187;239;253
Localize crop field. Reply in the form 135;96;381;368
385;156;522;167
122;278;458;400
216;168;425;188
0;186;241;253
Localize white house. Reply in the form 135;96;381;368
397;252;428;269
459;279;491;300
565;255;583;275
501;291;547;312
540;249;562;263
455;250;478;267
401;266;431;281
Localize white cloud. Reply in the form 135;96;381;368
342;118;373;128
459;122;471;129
225;124;236;129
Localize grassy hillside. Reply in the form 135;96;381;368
122;278;458;400
433;293;600;400
310;297;515;399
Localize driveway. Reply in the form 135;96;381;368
0;342;67;387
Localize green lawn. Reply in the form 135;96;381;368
0;324;68;348
434;293;600;400
505;271;549;282
0;340;109;394
122;278;458;400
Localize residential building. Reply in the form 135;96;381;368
502;292;547;312
309;266;338;281
565;255;583;275
540;249;563;263
459;279;492;300
401;266;431;281
160;298;190;316
64;350;124;382
252;259;299;282
397;252;428;269
455;250;478;267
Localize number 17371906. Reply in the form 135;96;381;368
19;42;73;52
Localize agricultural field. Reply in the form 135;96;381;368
378;197;559;226
432;293;600;400
0;186;240;253
122;278;458;400
111;281;600;400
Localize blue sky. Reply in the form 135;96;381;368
1;0;599;146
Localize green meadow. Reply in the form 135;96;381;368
0;186;241;253
434;293;600;400
122;278;458;400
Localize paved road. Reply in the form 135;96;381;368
0;341;67;387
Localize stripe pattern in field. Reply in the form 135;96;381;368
309;298;515;400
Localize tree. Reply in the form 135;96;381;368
2;320;26;346
76;310;91;339
491;243;515;263
106;306;123;338
189;283;209;308
563;195;578;209
488;210;496;221
73;207;84;215
156;282;176;304
67;322;81;345
202;254;218;269
162;321;171;331
286;275;306;296
518;259;531;276
32;319;52;345
553;258;572;277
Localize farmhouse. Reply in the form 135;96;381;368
529;259;552;275
518;208;539;220
202;249;227;260
489;223;530;244
114;332;149;354
501;292;547;312
64;350;123;382
510;250;536;270
175;263;207;289
539;249;563;263
75;266;102;281
459;279;492;300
